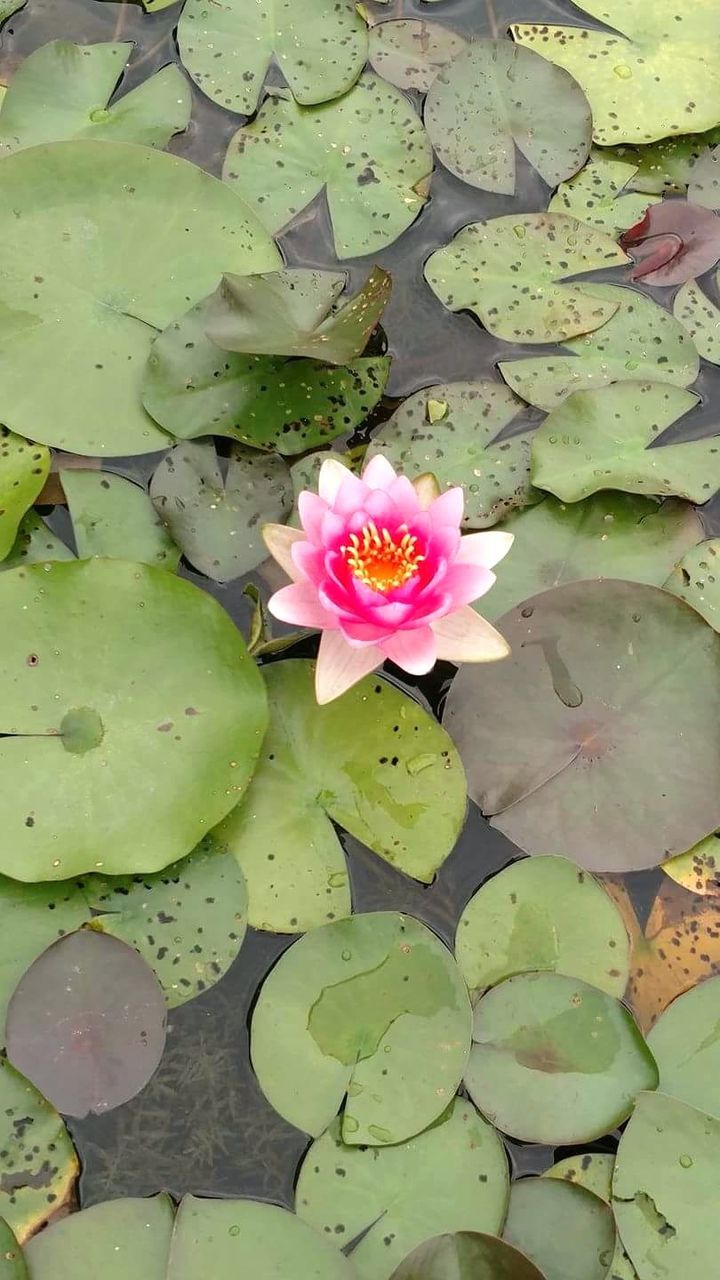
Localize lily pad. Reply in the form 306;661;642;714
0;557;267;880
0;1221;27;1280
389;1234;547;1280
61;470;179;569
511;2;720;145
464;972;658;1144
296;1100;508;1280
0;1058;78;1242
662;832;720;897
251;910;472;1144
150;441;291;581
673;279;720;364
646;978;720;1118
545;1154;637;1278
424;214;627;344
24;1195;175;1279
0;139;279;455
216;660;466;932
500;286;699;410
0;430;49;561
0;0;24;23
223;76;433;259
548;150;660;236
530;383;720;504
369;20;466;93
620;129;720;195
456;855;630;999
478;494;703;623
688;146;720;208
619;201;720;286
425;39;591;194
445;580;720;872
1;512;73;571
612;1091;720;1280
178;0;366;115
6;930;167;1118
367;381;540;529
0;877;88;1045
664;539;720;629
0;42;190;154
503;1179;616;1280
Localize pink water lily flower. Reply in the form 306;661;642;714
263;455;513;704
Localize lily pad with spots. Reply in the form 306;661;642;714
0;0;23;22
368;19;466;93
0;430;49;560
673;279;720;363
662;832;720;897
425;39;591;194
295;1100;508;1280
646;978;720;1118
0;876;88;1045
389;1234;548;1280
424;213;628;344
0;42;190;155
61;470;179;569
464;972;658;1144
251;911;472;1144
664;539;720;629
0;1059;78;1242
503;1178;616;1280
223;76;433;259
619;129;720;195
1;512;73;571
446;580;720;872
500;286;699;410
688;146;720;208
367;381;540;529
548;150;660;237
216;660;466;932
544;1154;638;1278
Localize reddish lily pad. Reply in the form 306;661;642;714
619;201;720;286
390;1234;547;1280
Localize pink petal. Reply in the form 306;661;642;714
297;491;328;545
387;475;421;511
291;540;325;586
333;473;372;516
429;487;464;527
340;618;394;645
318;458;352;503
362;454;398;489
363;488;397;524
267;582;337;629
432;606;510;662
315;631;383;704
442;563;496;607
455;530;514;570
262;524;306;580
381;626;437;675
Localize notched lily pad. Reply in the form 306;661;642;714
1;512;74;572
389;1233;547;1280
369;19;466;93
548;149;660;237
663;831;720;897
503;1178;616;1280
0;1059;78;1243
61;470;179;569
664;539;720;629
673;279;720;363
0;430;50;561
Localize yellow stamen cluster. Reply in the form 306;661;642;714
342;520;424;593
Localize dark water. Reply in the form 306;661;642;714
3;0;717;1211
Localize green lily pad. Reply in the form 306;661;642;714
646;978;720;1118
0;0;24;24
222;76;433;259
500;286;699;410
149;441;291;581
1;512;73;571
295;1100;508;1280
687;145;720;207
478;494;703;622
0;558;267;880
205;267;391;366
0;1058;78;1243
464;972;658;1144
503;1178;616;1280
0;430;49;561
0;139;279;456
545;1154;638;1277
178;0;366;115
664;539;720;630
619;129;720;195
0;1221;27;1280
389;1234;548;1280
424;214;627;344
24;1195;175;1278
456;855;630;999
61;470;179;569
445;580;720;872
673;279;720;364
369;19;466;93
662;830;720;896
548;150;660;236
0;42;190;155
530;383;720;504
511;3;720;145
612;1091;720;1280
425;39;591;194
366;381;540;529
251;910;472;1144
216;660;466;932
0;876;88;1044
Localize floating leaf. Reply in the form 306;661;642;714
24;1195;175;1278
0;877;88;1045
646;978;720;1118
424;214;627;344
1;512;73;572
289;449;348;527
464;972;658;1144
511;4;720;145
296;1100;507;1280
530;383;720;504
6;930;167;1118
620;129;720;195
664;539;720;629
0;140;279;455
368;19;466;93
619;201;720;286
445;581;720;872
0;0;23;23
500;286;699;409
367;381;540;529
150;441;291;581
545;1154;637;1278
251;911;472;1143
688;146;720;208
478;495;703;622
389;1234;547;1280
0;558;267;880
223;76;433;259
425;40;591;194
216;660;466;932
178;0;366;115
548;150;660;236
663;832;720;897
0;42;190;155
673;279;720;364
0;1220;27;1280
61;470;179;569
0;1059;78;1242
0;430;49;560
456;855;630;999
503;1178;616;1280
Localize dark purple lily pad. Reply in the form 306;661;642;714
619;201;720;285
5;930;167;1118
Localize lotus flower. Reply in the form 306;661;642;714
263;456;513;703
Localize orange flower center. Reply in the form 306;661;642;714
342;520;425;593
